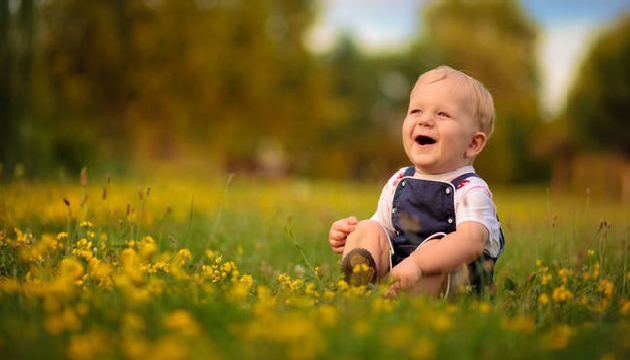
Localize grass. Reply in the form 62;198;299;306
1;170;629;360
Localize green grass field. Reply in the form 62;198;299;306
1;172;629;359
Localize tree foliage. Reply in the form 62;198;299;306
566;14;630;157
0;0;586;184
37;0;325;173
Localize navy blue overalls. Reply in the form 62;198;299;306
390;166;505;294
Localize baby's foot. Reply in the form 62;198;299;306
341;248;376;286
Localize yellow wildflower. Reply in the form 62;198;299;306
552;285;574;303
432;313;453;332
138;236;157;260
240;274;254;289
79;220;93;228
501;315;536;333
599;279;614;298
165;309;200;337
593;262;600;279
323;290;336;300
538;292;549;306
177;249;192;266
542;324;574;350
305;282;318;296
67;328;110;360
337;279;349;291
558;268;572;284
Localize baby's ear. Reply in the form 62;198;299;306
466;132;487;158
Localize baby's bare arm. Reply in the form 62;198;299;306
411;221;488;275
388;221;487;296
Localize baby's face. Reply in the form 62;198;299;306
402;76;486;175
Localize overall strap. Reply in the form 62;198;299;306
450;173;478;188
403;166;415;177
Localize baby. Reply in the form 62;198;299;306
328;65;505;297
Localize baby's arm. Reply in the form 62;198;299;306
388;221;487;294
328;216;358;253
410;221;488;275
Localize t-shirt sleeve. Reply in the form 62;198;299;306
455;178;503;258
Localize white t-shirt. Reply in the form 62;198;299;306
370;165;503;258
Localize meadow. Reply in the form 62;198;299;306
1;169;629;360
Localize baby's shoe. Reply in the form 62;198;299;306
341;248;376;286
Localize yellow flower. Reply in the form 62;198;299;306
305;282;318;296
599;279;614;298
371;297;395;314
593;262;600;279
44;308;81;335
337;280;349;291
317;304;338;327
538;292;549;306
139;236;157;260
501;315;536;333
558;268;572;284
79;220;93;228
176;249;192;266
432;313;453;332
324;290;336;300
0;278;22;293
165;309;200;337
67;328;110;360
227;282;251;303
240;274;254;289
552;285;574;303
89;260;113;288
59;258;86;281
477;301;493;314
542;324;574;350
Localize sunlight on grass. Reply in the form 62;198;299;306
1;172;629;359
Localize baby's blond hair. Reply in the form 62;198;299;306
414;65;495;137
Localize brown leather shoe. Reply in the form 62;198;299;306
341;248;376;286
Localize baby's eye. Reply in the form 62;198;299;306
437;111;450;118
410;109;421;115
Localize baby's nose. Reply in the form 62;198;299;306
417;113;435;127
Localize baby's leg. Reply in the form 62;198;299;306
342;220;391;281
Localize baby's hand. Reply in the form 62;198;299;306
387;256;423;296
328;216;358;253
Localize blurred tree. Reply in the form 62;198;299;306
1;0;560;183
36;0;325;176
38;0;137;172
566;14;630;156
565;13;630;201
410;0;543;182
0;1;11;177
0;0;35;178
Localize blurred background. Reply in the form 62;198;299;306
1;0;629;200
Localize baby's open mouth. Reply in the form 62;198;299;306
415;135;436;145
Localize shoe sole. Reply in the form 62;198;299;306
341;248;376;286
